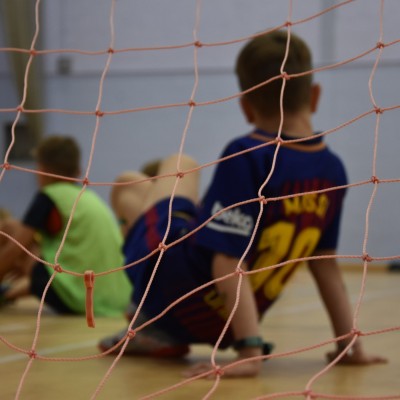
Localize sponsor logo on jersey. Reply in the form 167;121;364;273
207;201;254;236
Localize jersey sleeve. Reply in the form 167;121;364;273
195;142;266;258
23;192;62;234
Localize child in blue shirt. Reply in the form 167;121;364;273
99;30;387;377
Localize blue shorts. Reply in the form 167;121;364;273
123;197;197;281
123;197;233;347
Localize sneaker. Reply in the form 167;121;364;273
98;329;190;358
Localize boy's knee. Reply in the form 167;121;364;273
111;171;153;213
161;153;198;174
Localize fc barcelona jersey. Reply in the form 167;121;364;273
124;129;347;346
194;129;347;313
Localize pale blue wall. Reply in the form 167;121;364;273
0;0;399;260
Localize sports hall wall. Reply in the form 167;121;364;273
0;0;399;262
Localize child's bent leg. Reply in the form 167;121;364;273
99;154;198;357
111;171;154;236
142;153;199;211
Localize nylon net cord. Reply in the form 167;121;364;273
0;0;399;399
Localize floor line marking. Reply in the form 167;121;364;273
0;340;98;364
0;288;398;365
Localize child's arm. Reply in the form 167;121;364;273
308;250;387;365
184;253;263;378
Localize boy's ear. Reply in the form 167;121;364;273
311;83;321;113
239;96;255;123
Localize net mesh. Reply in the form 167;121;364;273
1;1;399;399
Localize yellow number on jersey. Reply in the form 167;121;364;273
250;221;321;300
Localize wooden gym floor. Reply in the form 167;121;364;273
1;266;399;400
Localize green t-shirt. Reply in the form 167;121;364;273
41;182;132;317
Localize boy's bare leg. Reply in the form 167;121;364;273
142;153;199;212
110;171;154;237
111;154;199;228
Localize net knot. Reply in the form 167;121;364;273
188;100;197;107
127;329;136;339
351;328;362;337
370;175;380;184
235;267;245;276
259;195;268;205
374;106;383;115
95;110;104;117
16;106;24;112
82;177;90;186
176;171;184;179
54;264;63;273
30;49;37;56
281;71;291;81
214;366;224;377
28;350;37;359
362;253;372;262
276;137;284;145
285;21;293;27
158;242;167;251
2;162;11;170
194;41;203;48
376;41;385;49
303;389;315;398
107;47;115;54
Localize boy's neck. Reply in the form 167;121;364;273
254;109;314;139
